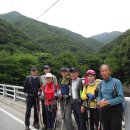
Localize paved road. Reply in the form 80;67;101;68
0;96;125;130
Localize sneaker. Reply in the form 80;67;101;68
25;126;30;130
33;123;40;129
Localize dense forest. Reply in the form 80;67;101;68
0;11;130;86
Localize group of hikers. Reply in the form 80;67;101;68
23;64;124;130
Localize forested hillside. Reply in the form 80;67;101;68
0;18;102;85
0;11;103;54
100;29;130;83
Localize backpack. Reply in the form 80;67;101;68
59;77;71;95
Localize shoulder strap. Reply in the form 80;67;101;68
112;78;118;98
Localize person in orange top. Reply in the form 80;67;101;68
41;73;60;130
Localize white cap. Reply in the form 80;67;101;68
45;73;53;78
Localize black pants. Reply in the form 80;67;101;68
90;108;99;130
41;99;48;128
101;104;122;130
25;96;39;126
73;101;87;130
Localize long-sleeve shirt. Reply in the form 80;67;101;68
81;79;101;108
97;77;124;106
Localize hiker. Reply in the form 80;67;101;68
40;65;58;130
70;67;87;130
24;66;40;130
41;73;60;130
59;67;73;130
81;69;101;130
97;64;124;130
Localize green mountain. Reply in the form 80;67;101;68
100;29;130;82
0;11;103;54
91;31;122;44
0;18;39;53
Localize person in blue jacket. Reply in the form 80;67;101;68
97;64;124;130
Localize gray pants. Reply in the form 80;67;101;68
60;98;73;130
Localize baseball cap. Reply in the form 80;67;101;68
43;65;50;69
31;66;38;71
61;67;69;72
86;69;96;76
70;67;79;72
45;73;53;78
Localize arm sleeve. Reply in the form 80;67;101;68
81;86;87;100
23;77;29;93
97;82;103;102
108;79;124;106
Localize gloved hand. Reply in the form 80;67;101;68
87;94;96;100
63;95;69;99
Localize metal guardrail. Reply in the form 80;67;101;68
0;84;26;101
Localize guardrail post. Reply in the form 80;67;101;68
3;85;6;97
14;87;17;101
125;97;130;130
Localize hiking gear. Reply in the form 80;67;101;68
44;65;50;69
25;126;30;130
33;123;40;129
61;84;69;95
61;67;69;72
45;73;53;78
98;108;102;130
97;77;124;106
86;70;96;76
25;96;39;127
87;94;96;100
70;67;79;72
61;97;67;130
31;66;38;71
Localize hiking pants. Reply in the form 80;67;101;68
72;101;87;130
89;108;99;130
60;98;73;130
25;96;39;126
101;104;122;130
41;99;48;128
45;104;56;129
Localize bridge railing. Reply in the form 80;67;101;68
0;84;26;101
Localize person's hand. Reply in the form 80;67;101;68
81;105;86;113
97;100;110;107
63;95;69;99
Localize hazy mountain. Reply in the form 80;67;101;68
0;11;103;54
91;31;122;44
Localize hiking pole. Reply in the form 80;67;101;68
87;99;91;130
52;98;59;130
36;91;44;130
61;96;67;130
98;107;102;130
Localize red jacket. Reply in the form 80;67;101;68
41;82;59;105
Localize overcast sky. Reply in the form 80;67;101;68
0;0;130;37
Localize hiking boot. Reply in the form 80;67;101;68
47;128;52;130
42;125;48;130
33;123;40;129
25;126;30;130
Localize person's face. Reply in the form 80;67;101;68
46;77;53;83
61;71;69;78
44;68;51;74
100;65;111;80
87;74;95;83
70;71;79;80
31;70;38;76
